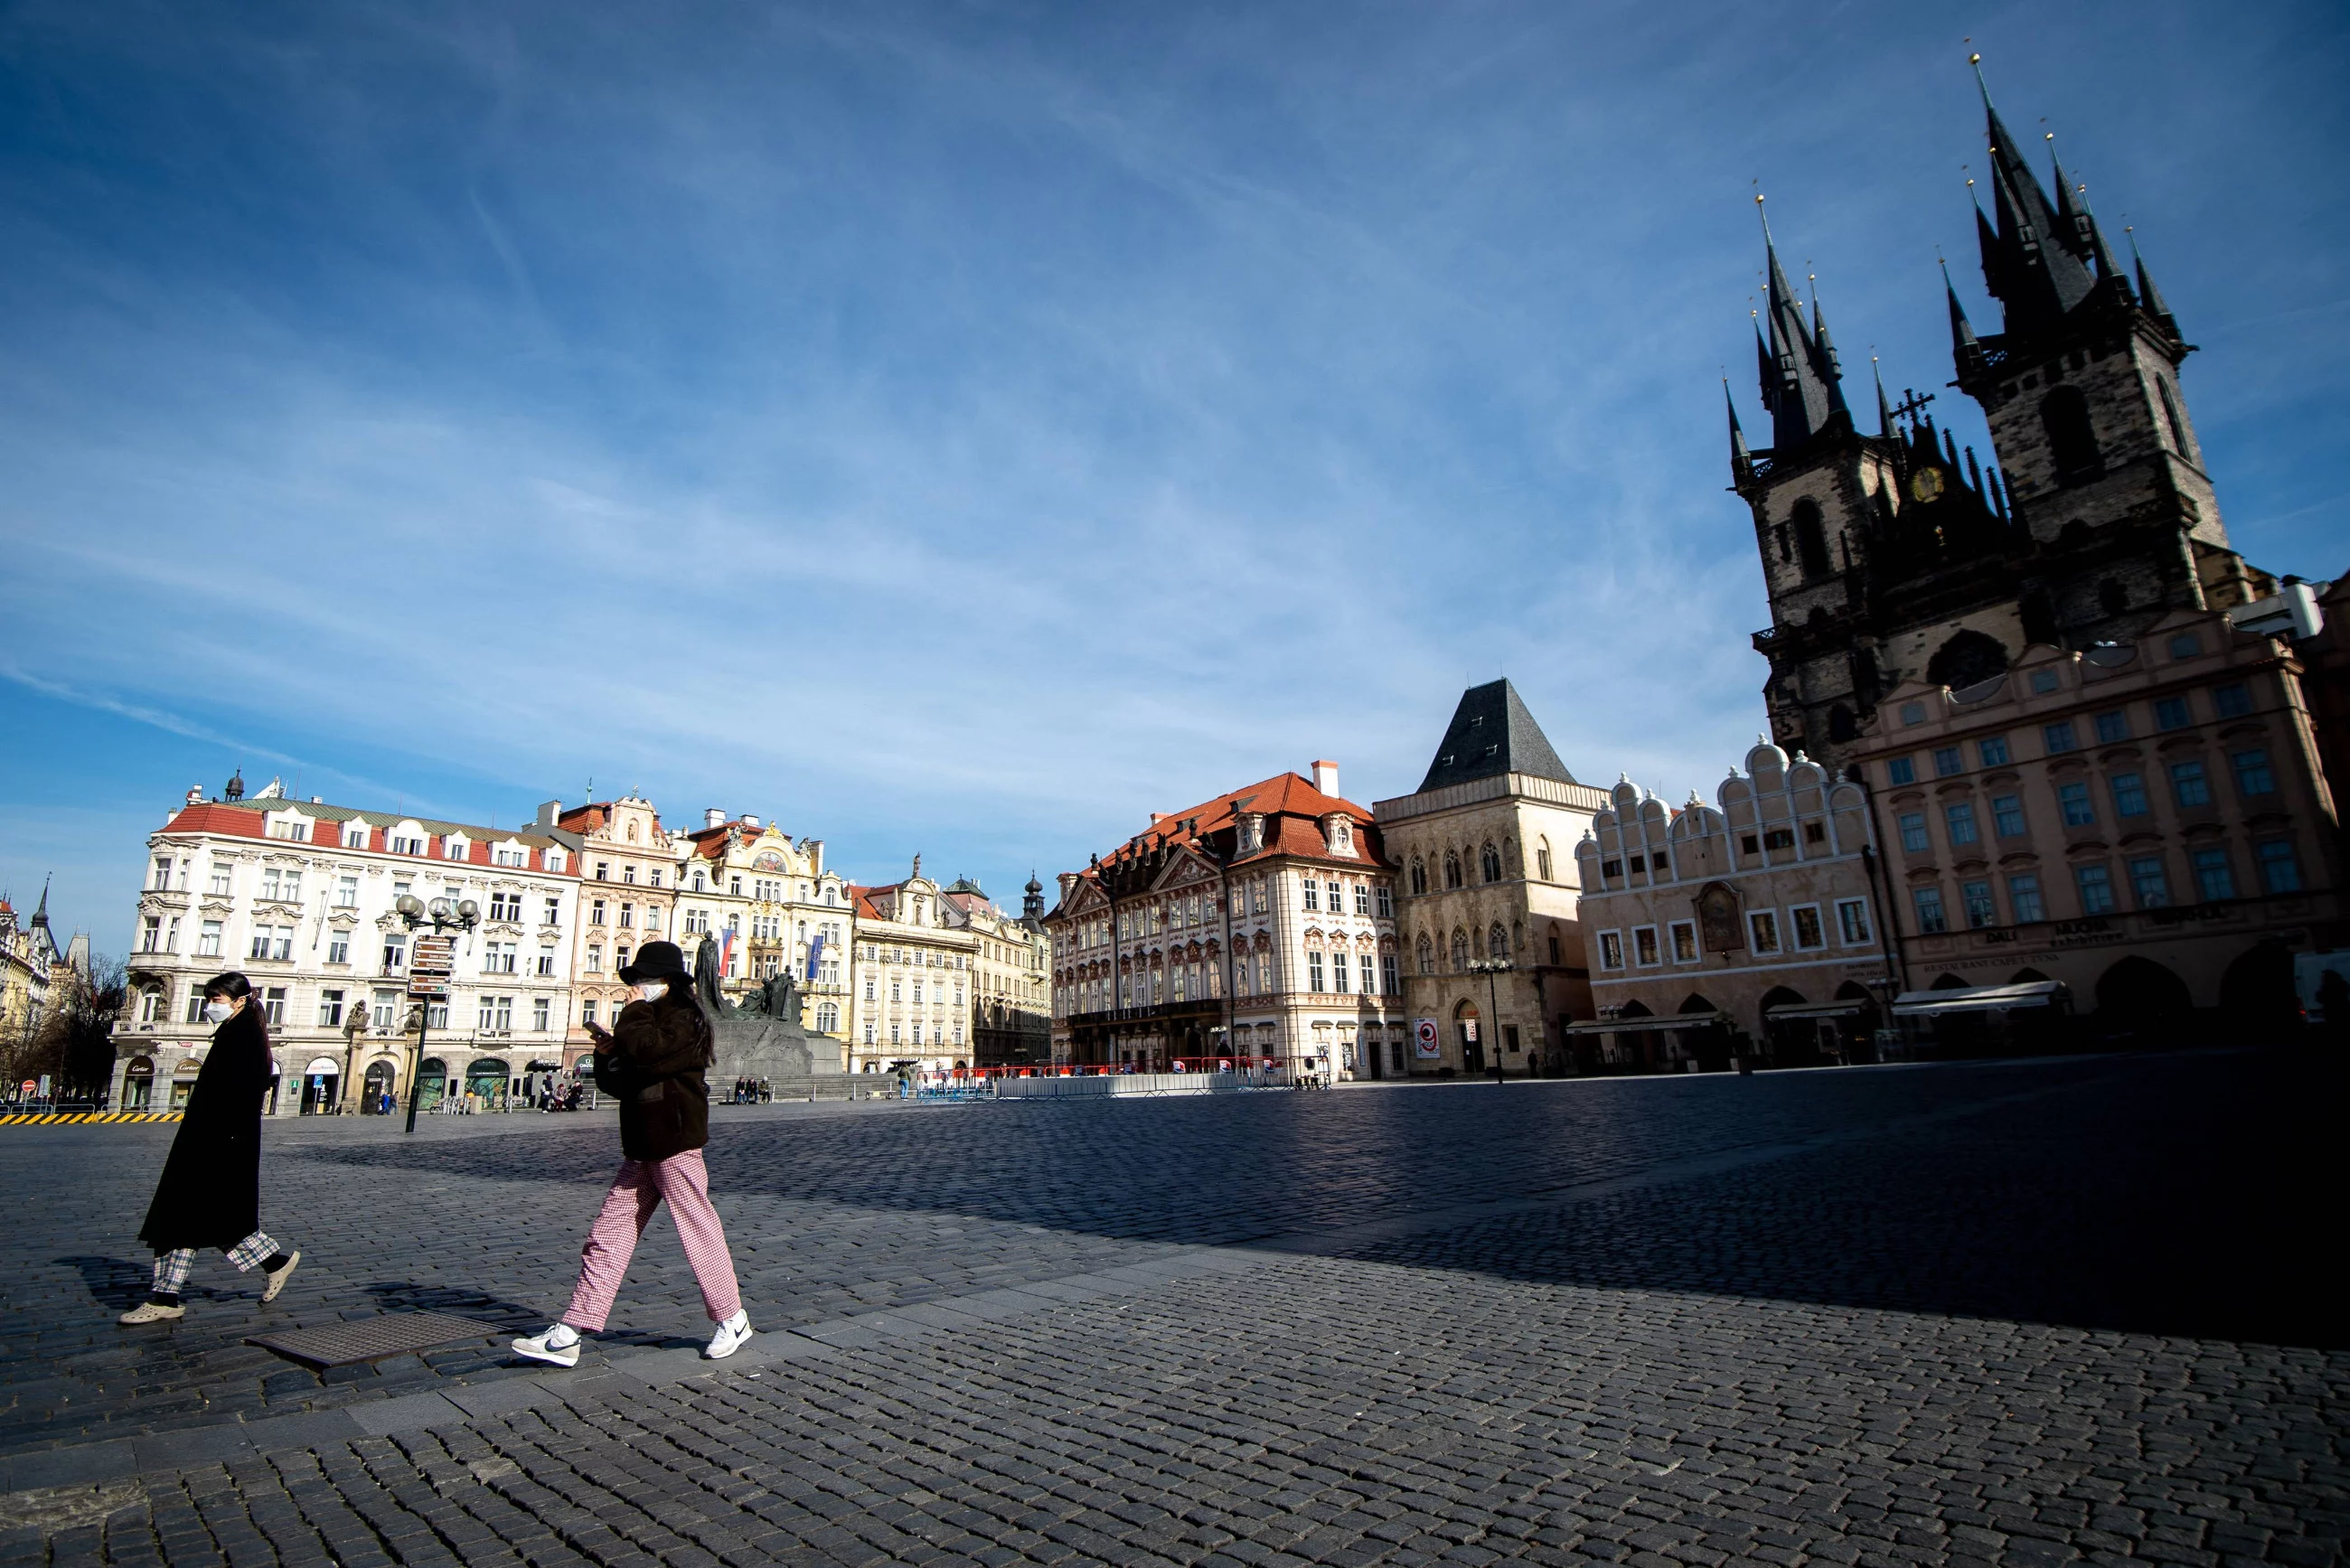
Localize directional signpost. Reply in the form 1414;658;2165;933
403;926;463;1132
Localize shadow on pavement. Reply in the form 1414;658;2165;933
289;1049;2339;1349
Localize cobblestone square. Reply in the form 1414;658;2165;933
0;1050;2340;1565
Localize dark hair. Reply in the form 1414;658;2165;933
203;972;252;1001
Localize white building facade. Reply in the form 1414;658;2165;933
116;779;582;1115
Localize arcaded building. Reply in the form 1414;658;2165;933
1570;743;1894;1071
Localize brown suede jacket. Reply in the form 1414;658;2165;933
595;988;713;1161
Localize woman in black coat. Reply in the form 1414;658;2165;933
119;972;301;1324
511;941;751;1367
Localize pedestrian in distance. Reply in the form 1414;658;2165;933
118;972;300;1325
513;941;751;1367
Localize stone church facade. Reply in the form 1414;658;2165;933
1731;71;2284;779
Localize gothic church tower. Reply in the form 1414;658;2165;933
1731;66;2278;776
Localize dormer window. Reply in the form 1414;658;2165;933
444;837;469;861
545;848;565;873
342;823;368;850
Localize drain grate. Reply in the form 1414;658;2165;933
247;1311;500;1370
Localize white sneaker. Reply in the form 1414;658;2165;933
703;1310;753;1360
512;1323;582;1367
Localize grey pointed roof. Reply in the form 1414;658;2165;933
1416;680;1576;793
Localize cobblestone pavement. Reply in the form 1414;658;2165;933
0;1048;2339;1565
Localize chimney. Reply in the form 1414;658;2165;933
742;814;761;830
1149;812;1168;825
705;808;726;830
1311;759;1340;797
536;799;562;827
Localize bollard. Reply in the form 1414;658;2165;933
1734;1055;1753;1075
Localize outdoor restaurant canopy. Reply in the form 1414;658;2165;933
1891;981;2069;1017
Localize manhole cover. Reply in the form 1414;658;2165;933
247;1311;500;1369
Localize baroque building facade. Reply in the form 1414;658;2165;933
1373;681;1604;1076
1048;762;1404;1079
941;876;1051;1067
677;811;852;1042
541;795;679;1071
1731;74;2282;778
1852;606;2342;1030
847;861;982;1075
115;777;581;1115
1;887;62;1057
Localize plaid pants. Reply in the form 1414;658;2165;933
153;1231;280;1297
561;1150;741;1330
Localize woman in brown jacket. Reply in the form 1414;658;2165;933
513;941;751;1366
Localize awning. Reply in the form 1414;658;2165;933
1892;981;2069;1017
1763;1000;1870;1020
1563;1014;1725;1036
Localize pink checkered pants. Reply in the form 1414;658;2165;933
560;1150;741;1331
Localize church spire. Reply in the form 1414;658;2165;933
1873;358;1894;439
31;878;50;931
1725;378;1754;484
2129;228;2180;336
1753;194;1847;451
1970;55;2096;332
1943;258;1988;380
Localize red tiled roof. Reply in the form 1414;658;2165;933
1094;770;1389;869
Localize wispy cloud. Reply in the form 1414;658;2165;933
3;0;2345;936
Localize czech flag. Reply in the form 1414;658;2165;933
719;927;736;978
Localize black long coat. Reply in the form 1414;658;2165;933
593;989;712;1162
138;1004;275;1251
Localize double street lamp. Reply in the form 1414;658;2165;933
1467;956;1514;1084
396;894;478;1133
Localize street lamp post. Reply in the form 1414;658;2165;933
396;894;478;1134
1467;957;1514;1084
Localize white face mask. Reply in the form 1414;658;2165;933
635;981;668;1003
203;1000;233;1024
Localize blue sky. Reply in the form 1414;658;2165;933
4;1;2345;953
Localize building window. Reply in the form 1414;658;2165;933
2074;865;2116;916
1746;911;1781;954
1944;803;1979;846
1932;746;1964;778
2128;856;2170;909
2154;696;2192;731
2232;749;2275;796
1480;844;1502;882
1670;920;1698;962
2256;840;2302;895
1409;859;1426;896
1451;930;1469;969
2059;783;2095;826
316;990;345;1028
1912;887;1947;934
1380;954;1398;995
382;932;407;971
1375;883;1393;917
1353;883;1371;916
1897;812;1929;853
2039;384;2103;484
1978;736;2011;767
327;931;351;965
1331;953;1349;992
259;987;287;1026
1301;880;1318;913
1835;899;1871;944
1443;853;1462;889
1960;881;1996;929
2110;773;2148;818
1632;927;1660;966
2044;721;2078;754
1900;702;1926;727
2007;875;2044;925
2030;669;2061;695
2213;682;2253;718
2167;633;2202;660
207;862;232;896
2093;710;2130;744
538;946;556;976
1991;794;2027;837
1308;952;1325;991
2191;848;2234;902
1887;756;1916;785
1790;906;1826;949
1597;932;1624;971
140;915;163;953
2169;761;2212;808
1415;934;1434;974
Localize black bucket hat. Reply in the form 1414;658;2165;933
618;940;691;986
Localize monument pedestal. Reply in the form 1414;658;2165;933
710;1017;843;1093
